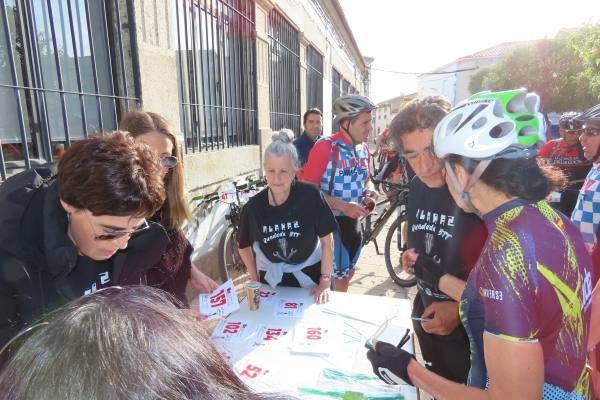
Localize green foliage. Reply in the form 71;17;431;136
468;24;600;112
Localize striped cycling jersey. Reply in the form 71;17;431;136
460;199;592;397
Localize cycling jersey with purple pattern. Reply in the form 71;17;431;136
460;199;592;397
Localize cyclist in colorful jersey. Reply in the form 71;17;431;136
578;104;600;400
539;111;590;217
301;94;377;292
367;89;593;399
572;104;600;254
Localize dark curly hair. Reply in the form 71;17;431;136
58;131;166;217
388;95;452;153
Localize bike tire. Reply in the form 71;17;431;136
218;226;249;287
384;215;417;287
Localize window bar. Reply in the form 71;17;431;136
83;0;105;131
175;0;190;154
180;0;193;151
0;4;31;169
194;1;209;152
209;0;222;150
125;0;143;105
46;0;72;147
207;0;219;150
0;138;6;181
99;0;118;127
223;4;234;148
114;0;130;101
233;6;242;147
215;0;227;149
24;0;53;161
200;1;212;151
65;0;89;138
187;0;199;152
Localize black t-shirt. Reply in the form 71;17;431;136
238;181;337;264
407;177;487;307
67;256;113;296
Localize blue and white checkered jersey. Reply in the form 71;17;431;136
318;139;370;216
572;163;600;252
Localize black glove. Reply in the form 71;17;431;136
366;341;415;386
413;254;443;291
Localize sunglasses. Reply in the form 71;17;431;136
84;213;151;241
160;156;178;169
583;127;600;136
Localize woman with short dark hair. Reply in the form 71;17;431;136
0;132;168;350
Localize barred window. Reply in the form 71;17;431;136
306;45;322;111
331;68;341;131
0;0;137;182
175;0;257;152
268;9;300;135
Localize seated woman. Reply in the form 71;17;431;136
368;89;592;399
0;286;293;400
237;130;337;304
119;110;218;303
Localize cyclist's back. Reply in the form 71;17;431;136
462;199;592;396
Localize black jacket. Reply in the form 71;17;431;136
0;166;169;348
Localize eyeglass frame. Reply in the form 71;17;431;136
160;155;178;169
83;212;150;241
583;126;600;137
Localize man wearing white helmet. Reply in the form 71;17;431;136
367;89;592;399
301;94;377;291
381;95;486;385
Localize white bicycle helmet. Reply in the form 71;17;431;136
333;94;377;125
434;88;545;160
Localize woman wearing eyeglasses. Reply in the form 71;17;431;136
0;132;168;352
119;111;218;305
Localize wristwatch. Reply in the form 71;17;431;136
320;274;332;281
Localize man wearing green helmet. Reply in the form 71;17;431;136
367;89;592;399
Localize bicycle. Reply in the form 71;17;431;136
362;180;417;287
217;176;266;286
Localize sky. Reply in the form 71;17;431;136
338;0;600;103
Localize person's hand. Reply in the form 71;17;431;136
366;341;416;386
310;279;331;304
190;266;219;294
420;301;461;335
413;254;444;290
401;248;418;273
364;188;379;202
342;202;369;219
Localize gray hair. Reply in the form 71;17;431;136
264;129;300;170
0;286;295;400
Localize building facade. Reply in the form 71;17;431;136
0;0;370;193
373;93;416;136
417;41;532;105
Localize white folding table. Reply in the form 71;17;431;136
212;285;418;399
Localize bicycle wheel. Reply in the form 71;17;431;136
218;226;249;287
384;215;417;287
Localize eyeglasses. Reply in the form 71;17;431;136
584;127;600;136
84;212;150;241
160;156;178;169
563;129;583;135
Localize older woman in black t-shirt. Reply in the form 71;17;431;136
237;130;337;303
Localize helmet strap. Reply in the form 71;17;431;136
444;159;491;217
340;120;362;146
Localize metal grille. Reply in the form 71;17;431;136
175;0;257;152
268;9;300;135
0;0;139;182
306;44;322;111
342;78;350;95
331;68;341;132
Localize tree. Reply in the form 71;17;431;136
468;25;600;112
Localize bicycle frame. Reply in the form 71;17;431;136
362;184;409;253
